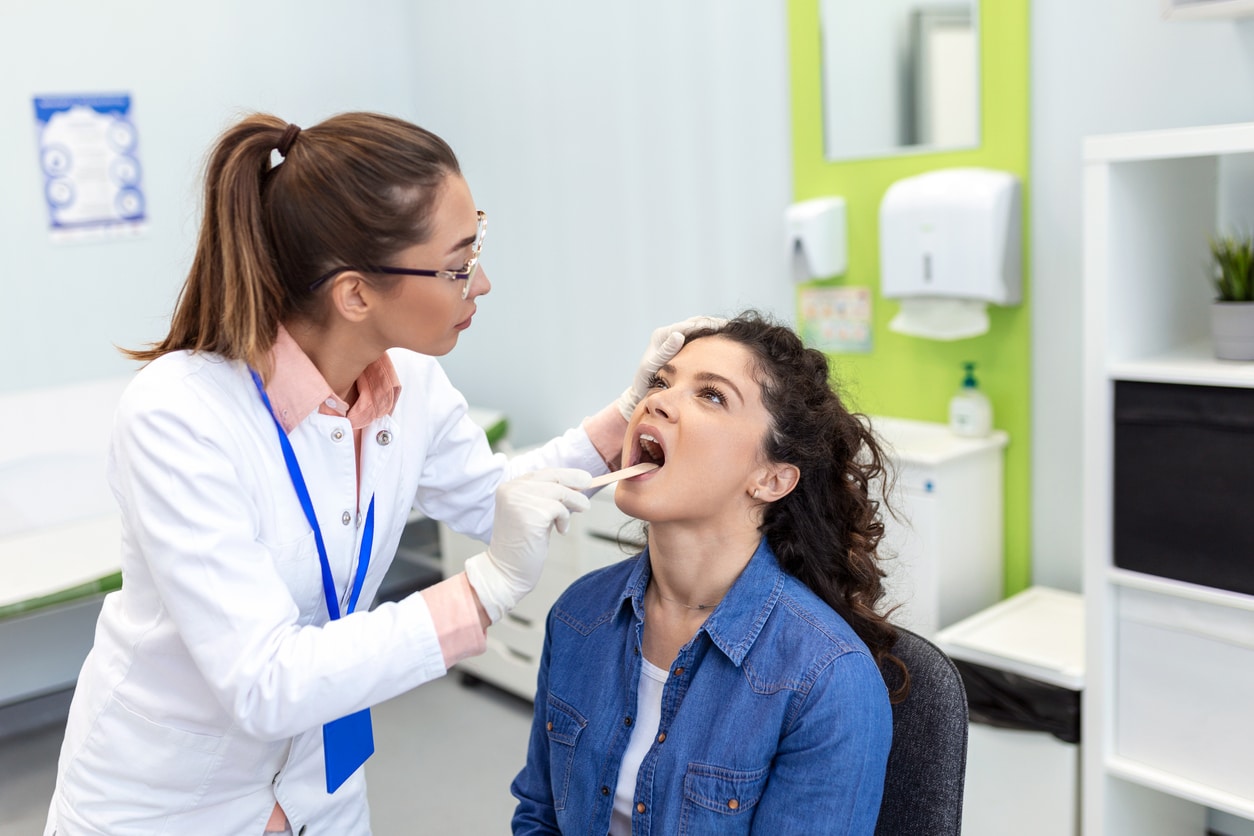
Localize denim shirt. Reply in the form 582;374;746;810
511;538;892;835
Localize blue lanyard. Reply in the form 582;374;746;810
250;369;375;620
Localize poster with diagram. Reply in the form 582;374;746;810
799;285;873;353
33;93;146;241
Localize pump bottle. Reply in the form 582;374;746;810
949;362;992;438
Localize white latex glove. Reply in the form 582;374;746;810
614;315;727;421
464;468;592;624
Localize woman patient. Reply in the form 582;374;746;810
511;312;904;835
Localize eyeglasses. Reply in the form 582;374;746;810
308;210;487;300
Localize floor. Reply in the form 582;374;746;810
0;670;535;835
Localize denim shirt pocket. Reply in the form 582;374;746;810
544;695;587;812
679;763;769;835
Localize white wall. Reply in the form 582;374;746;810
0;0;793;451
410;1;794;446
1030;1;1254;592
0;0;422;392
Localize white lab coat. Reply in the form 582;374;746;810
44;348;605;835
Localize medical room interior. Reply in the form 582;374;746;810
3;1;1254;833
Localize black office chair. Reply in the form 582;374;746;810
874;627;969;836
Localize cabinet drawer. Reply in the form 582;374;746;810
1114;585;1254;802
585;492;643;542
510;563;575;624
581;533;639;575
1114;381;1254;596
456;636;542;701
489;609;545;663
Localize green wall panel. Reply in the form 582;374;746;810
788;0;1031;596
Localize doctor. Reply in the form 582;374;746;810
44;111;716;835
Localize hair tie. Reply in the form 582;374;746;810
276;123;302;157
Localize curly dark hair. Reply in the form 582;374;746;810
684;311;909;702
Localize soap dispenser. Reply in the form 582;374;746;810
949;362;992;438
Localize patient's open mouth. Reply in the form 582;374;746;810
639;433;665;467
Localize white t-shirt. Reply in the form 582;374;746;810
609;657;669;835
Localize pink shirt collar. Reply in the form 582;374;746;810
266;325;401;433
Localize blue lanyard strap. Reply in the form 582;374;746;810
250;369;375;620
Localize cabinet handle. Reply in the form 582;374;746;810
505;646;534;663
506;612;533;627
587;531;646;548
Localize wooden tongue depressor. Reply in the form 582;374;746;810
586;462;659;489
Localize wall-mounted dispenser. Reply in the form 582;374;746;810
786;196;847;281
879;168;1022;340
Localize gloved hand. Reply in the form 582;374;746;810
464;468;592;624
614;315;727;421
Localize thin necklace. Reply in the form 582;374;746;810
652;586;722;612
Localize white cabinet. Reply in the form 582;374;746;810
1082;122;1254;833
871;416;1008;637
439;487;640;700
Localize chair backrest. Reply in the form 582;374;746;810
874;627;969;836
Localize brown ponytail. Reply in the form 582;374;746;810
125;112;461;375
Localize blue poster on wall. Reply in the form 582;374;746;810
32;93;146;242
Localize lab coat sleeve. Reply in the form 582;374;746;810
404;355;608;543
110;382;448;742
503;424;609;482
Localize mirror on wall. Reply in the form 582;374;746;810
820;0;980;162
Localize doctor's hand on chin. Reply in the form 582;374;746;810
463;468;593;625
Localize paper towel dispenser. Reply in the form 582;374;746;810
879;168;1022;339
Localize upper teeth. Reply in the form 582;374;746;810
639;433;663;460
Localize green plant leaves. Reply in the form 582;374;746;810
1209;234;1254;302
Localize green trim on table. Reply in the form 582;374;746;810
0;572;122;620
484;418;508;448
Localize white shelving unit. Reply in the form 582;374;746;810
1082;122;1254;834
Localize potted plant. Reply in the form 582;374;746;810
1208;233;1254;360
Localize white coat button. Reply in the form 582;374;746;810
325;397;337;408
376;430;392;446
341;511;352;526
331;428;345;442
356;512;363;527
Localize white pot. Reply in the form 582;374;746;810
1211;301;1254;361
